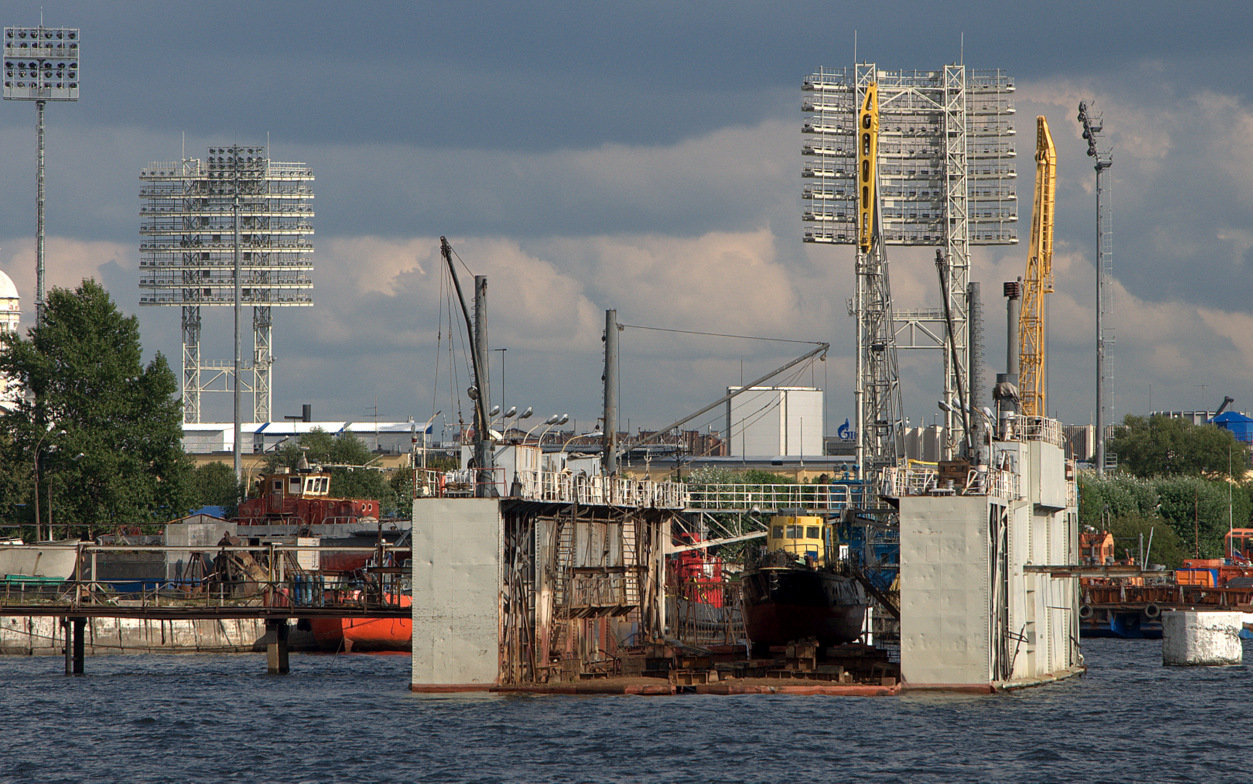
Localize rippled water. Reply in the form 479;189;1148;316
1;639;1248;783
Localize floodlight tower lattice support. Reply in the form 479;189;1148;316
139;146;314;424
803;62;1016;463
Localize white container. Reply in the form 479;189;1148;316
1162;610;1243;666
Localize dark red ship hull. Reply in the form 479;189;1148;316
741;566;867;647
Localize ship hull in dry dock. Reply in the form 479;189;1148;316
740;566;867;647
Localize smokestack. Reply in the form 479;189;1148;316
302;404;312;423
994;279;1023;436
1003;279;1021;384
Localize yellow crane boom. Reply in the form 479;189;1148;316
1019;116;1056;417
857;83;879;253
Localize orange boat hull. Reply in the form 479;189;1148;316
311;596;412;652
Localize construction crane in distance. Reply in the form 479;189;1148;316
1019;116;1057;418
854;82;905;479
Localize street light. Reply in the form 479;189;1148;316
32;426;65;542
524;414;560;444
560;430;603;462
537;413;568;447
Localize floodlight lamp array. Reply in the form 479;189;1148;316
3;26;79;101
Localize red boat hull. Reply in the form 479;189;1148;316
310;595;412;652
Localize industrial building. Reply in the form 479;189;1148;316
724;386;823;458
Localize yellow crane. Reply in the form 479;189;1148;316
1020;116;1056;417
857;83;878;253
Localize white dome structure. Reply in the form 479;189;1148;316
0;269;19;411
0;269;20;334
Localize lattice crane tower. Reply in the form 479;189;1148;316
1019;117;1056;418
803;62;1017;460
139;146;314;424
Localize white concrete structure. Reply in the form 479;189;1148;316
411;498;502;690
182;420;425;456
1162;611;1243;666
897;416;1082;689
725;386;823;458
0;269;20;410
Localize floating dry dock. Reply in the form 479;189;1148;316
412;416;1085;695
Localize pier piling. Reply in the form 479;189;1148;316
62;617;85;675
264;619;290;674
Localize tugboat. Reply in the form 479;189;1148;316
740;513;868;648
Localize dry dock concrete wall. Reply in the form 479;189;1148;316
411;497;502;690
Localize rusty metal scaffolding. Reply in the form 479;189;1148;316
498;501;672;685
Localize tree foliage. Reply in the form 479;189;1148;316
1078;470;1249;562
189;462;243;518
0;280;190;536
1109;414;1244;479
1103;513;1189;571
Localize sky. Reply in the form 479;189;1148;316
2;1;1252;441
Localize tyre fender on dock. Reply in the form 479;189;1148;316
1078;604;1093;620
1144;603;1161;620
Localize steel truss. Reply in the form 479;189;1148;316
803;62;1016;459
140;147;314;423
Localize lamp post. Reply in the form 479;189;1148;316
492;347;507;415
560;430;602;471
31;426;65;542
524;414;559;444
537;413;569;447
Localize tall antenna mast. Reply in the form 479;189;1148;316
1077;101;1113;474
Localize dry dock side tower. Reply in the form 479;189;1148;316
410;456;686;690
890;415;1081;689
139;146;314;424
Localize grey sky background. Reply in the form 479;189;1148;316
2;1;1252;438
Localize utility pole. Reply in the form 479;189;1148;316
603;309;619;475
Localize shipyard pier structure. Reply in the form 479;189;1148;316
890;415;1083;689
411;459;684;691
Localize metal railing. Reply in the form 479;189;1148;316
1013;415;1064;447
684;483;867;513
882;465;1020;500
421;469;688;509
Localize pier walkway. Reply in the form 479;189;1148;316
1;542;409;675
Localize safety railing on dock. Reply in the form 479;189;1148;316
1013;415;1064;447
420;468;688;509
0;542;412;617
882;465;1020;500
684;482;868;514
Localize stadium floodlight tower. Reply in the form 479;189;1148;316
3;24;80;323
803;60;1017;465
139;146;315;426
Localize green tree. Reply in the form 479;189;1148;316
0;280;191;536
1109;414;1244;479
189;462;243;518
1104;513;1188;570
1155;475;1249;559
